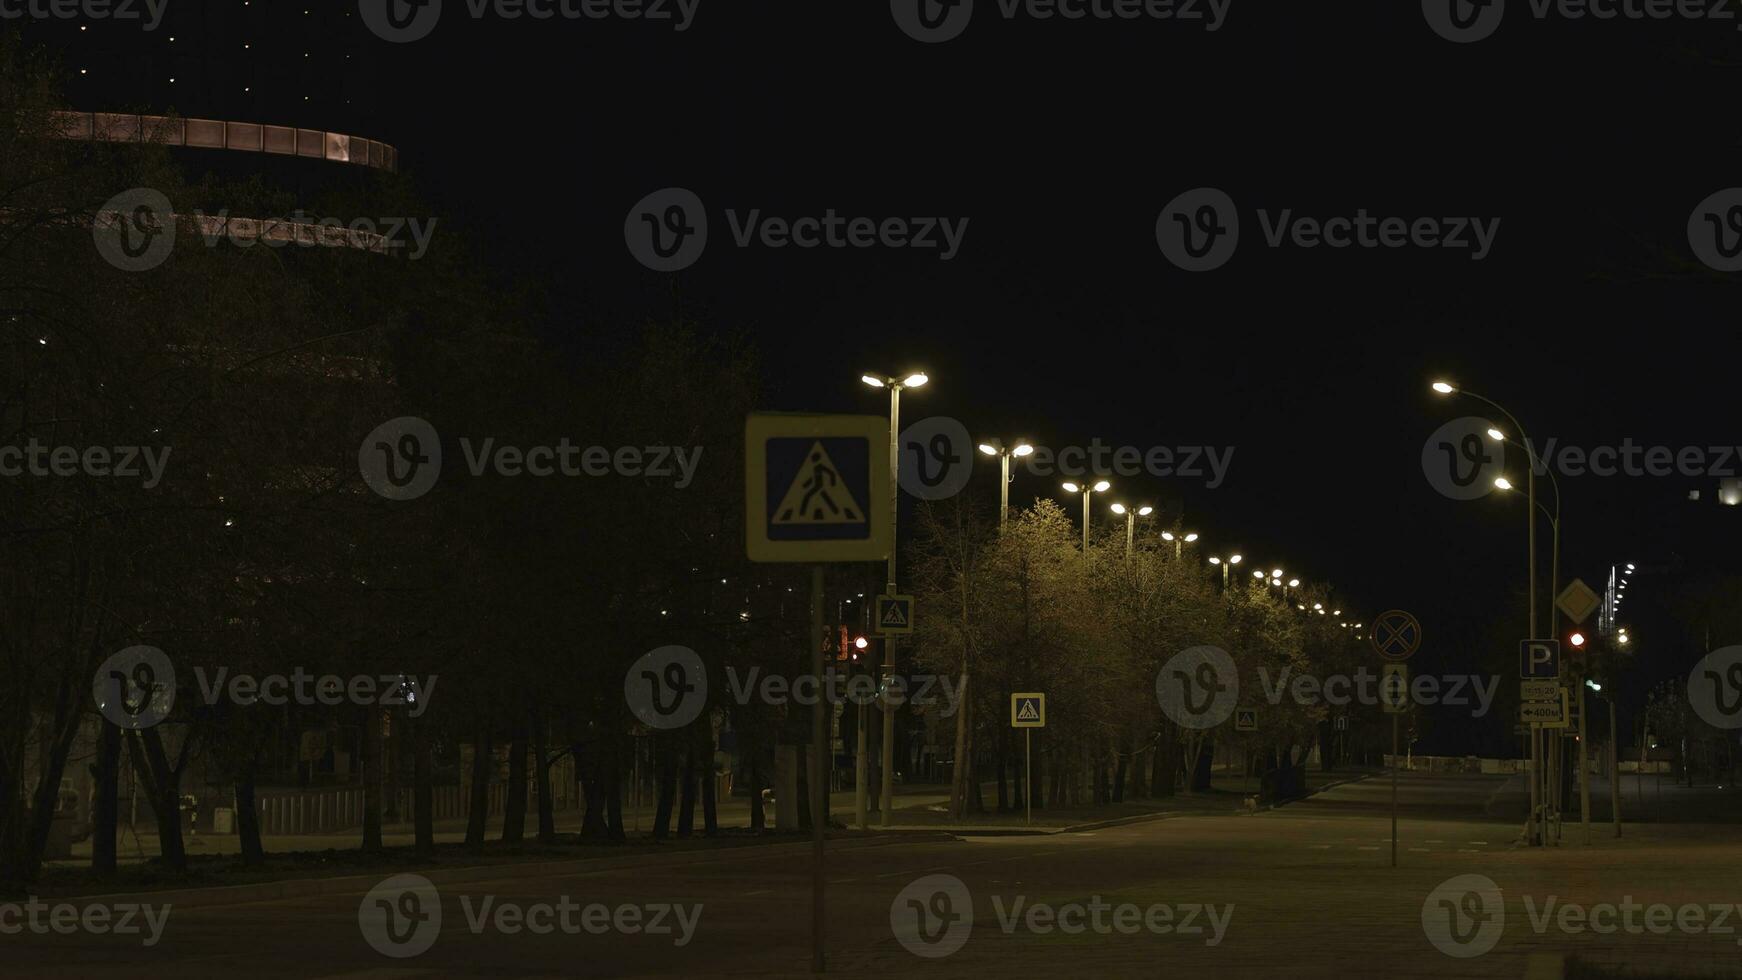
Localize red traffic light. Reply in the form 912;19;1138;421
1568;631;1587;649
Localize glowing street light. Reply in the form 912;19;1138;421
1062;479;1111;565
1109;502;1155;560
979;438;1034;532
1208;553;1241;589
860;367;930;829
1161;529;1199;559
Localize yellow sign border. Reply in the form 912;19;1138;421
874;593;914;634
1011;692;1046;728
745;413;891;563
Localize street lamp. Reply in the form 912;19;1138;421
861;369;929;828
978;439;1034;533
1109;502;1154;561
1434;378;1558;846
1207;553;1241;590
1160;530;1199;560
1062;480;1111;564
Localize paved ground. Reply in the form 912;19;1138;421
8;771;1742;978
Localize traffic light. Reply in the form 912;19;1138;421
1568;631;1586;650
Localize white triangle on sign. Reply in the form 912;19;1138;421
772;441;865;525
880;602;908;627
1016;700;1040;721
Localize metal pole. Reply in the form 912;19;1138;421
881;386;899;828
855;689;868;830
1391;713;1399;868
809;564;826;974
1081;491;1090;563
998;452;1009;534
1579;683;1590;844
1025;729;1032;827
1610;697;1621;837
1124;513;1134;561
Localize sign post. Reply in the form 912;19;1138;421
1370;611;1420;870
1380;662;1410;868
1520;638;1563;847
746;412;891;975
1011;694;1045;826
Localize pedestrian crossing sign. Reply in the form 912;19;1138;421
746;413;890;563
875;594;914;635
1011;693;1046;728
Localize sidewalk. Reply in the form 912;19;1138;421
55;768;1372;867
56;783;958;866
1483;769;1742;825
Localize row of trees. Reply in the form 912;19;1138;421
908;496;1389;820
0;33;770;885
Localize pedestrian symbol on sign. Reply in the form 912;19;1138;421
1011;693;1045;728
875;594;914;635
773;442;863;524
745;414;888;563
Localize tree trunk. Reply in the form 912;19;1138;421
676;738;697;838
235;747;264;868
995;722;1009;811
124;727;186;872
795;744;812;830
967;752;984;813
747;738;766;832
604;734;626;842
948;674;972;819
578;739;607;839
360;706;384;852
91;718;120;877
464;729;492;851
1151;734;1177;798
533;722;556;844
502;727;528;844
1113;733;1131;802
652;737;677;840
414;717;434;856
698;727;718;837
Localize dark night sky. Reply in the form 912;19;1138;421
28;2;1742;743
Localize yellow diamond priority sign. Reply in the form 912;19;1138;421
1556;579;1601;625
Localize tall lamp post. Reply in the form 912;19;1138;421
1434;379;1553;847
978;439;1033;534
1207;553;1242;590
1161;530;1199;560
1061;480;1110;565
1109;502;1154;561
862;370;928;828
1495;466;1567;840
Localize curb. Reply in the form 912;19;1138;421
941;773;1386;836
1244;771;1378;814
57;831;953;911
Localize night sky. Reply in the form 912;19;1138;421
29;1;1742;746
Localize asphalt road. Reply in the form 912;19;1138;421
7;771;1741;979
